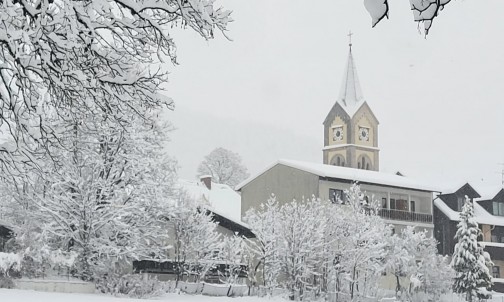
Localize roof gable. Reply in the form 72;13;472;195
323;101;350;126
352;101;379;125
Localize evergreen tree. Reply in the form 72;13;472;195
451;196;493;302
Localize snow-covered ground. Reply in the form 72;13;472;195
2;288;504;302
0;289;285;302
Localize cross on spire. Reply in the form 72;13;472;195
348;31;353;52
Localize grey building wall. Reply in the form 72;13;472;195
240;164;319;218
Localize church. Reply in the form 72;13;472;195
237;43;438;236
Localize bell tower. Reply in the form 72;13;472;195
322;36;380;171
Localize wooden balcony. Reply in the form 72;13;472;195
377;208;433;224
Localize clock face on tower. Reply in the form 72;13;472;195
333;126;344;141
358;127;369;141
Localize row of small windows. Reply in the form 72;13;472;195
330;155;372;170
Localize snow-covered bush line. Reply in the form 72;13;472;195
96;274;165;299
244;183;455;301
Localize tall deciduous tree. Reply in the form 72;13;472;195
1;109;178;281
451;196;493;302
197;147;249;188
0;0;231;175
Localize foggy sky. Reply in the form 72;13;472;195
165;0;504;189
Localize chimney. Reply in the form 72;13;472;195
200;175;212;190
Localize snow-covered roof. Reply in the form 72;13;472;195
177;179;244;227
434;198;504;227
236;159;440;192
475;185;503;201
337;49;365;117
0;219;15;231
438;181;502;200
479;242;504;248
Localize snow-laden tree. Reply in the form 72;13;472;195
451;196;493;302
197;147;249;188
364;0;452;35
169;190;223;284
384;226;452;300
276;197;327;300
218;234;245;296
0;0;231;175
1;108;178;281
337;184;389;300
244;196;282;292
245;184;390;301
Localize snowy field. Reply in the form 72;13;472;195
0;289;285;302
2;288;504;302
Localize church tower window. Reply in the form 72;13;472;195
357;155;372;170
330;155;345;167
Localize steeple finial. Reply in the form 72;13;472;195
347;30;353;52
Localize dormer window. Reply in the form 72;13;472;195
493;202;504;216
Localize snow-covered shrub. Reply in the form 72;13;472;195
0;276;15;289
96;273;165;298
245;184;389;301
0;252;21;278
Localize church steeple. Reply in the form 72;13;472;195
322;35;380;171
338;41;364;116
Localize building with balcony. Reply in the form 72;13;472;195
236;43;437;235
434;183;504;292
237;159;438;235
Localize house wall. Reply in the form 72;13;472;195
240;164;319;218
319;180;434;235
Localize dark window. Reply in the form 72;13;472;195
457;197;464;212
329;189;344;204
381;198;387;209
493;266;500;278
410;200;416;212
492;235;498;243
366;163;370;170
395;199;408;211
358;162;361;169
390;199;396;210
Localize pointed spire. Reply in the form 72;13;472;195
337;35;364;116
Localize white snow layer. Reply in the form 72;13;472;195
177;179;243;225
0;289;287;302
236;159;439;192
364;0;388;27
435;198;504;227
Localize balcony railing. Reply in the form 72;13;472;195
377;208;433;224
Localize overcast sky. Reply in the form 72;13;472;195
164;0;504;189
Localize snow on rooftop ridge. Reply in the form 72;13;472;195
337;50;365;117
474;185;503;201
177;178;244;227
434;198;504;227
236;159;440;192
439;181;503;200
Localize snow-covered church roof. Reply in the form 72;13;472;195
236;159;439;192
336;48;365;117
